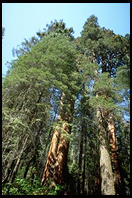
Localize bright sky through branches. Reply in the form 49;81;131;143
2;3;130;77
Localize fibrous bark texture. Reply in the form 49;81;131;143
97;109;115;195
108;112;121;193
41;93;74;185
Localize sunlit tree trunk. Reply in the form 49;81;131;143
97;108;115;195
41;92;74;185
108;112;121;194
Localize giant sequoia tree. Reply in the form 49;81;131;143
79;15;130;195
2;17;130;195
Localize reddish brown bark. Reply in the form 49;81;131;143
41;93;74;185
54;123;70;184
108;112;121;193
41;126;60;185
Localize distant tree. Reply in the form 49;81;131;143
2;27;5;38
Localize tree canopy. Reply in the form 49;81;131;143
2;16;130;195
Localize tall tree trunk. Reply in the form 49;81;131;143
9;136;29;183
2;157;16;184
41;93;74;185
97;108;115;195
82;120;87;194
53;122;70;184
78;119;87;194
78;125;83;194
23;159;32;179
2;136;28;184
108;112;121;194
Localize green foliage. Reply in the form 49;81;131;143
116;120;130;195
81;15;100;42
47;183;66;195
37;19;74;40
115;65;130;90
2;16;130;195
2;177;46;195
68;162;80;181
